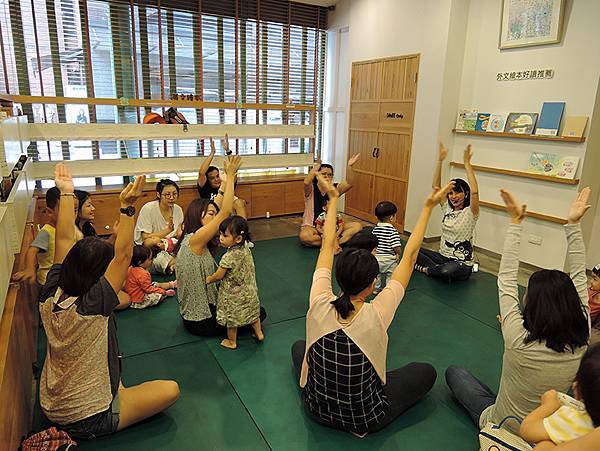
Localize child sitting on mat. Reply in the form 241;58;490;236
315;197;344;254
206;215;263;349
520;344;600;446
126;245;177;309
143;235;177;275
372;201;403;293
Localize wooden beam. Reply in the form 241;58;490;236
22;123;314;141
4;95;315;111
28;153;314;179
450;162;579;185
453;129;586;143
479;200;567;224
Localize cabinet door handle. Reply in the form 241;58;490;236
372;147;377;157
375;147;380;158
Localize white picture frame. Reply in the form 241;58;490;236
499;0;565;50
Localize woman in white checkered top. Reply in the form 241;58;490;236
291;172;455;437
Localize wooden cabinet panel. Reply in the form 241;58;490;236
91;194;123;235
348;130;378;173
381;58;407;100
376;133;411;179
235;185;252;216
349;102;379;131
177;187;199;214
373;177;407;232
251;183;285;218
404;56;419;101
378;101;414;134
345;172;374;221
351;62;383;100
284;181;305;214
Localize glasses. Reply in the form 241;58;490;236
161;192;178;199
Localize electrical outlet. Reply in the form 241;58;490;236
528;234;543;245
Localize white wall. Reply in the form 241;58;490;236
451;0;600;269
329;0;600;269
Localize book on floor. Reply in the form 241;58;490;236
561;116;588;138
535;102;565;136
475;113;490;131
527;152;579;179
505;113;538;134
487;113;509;132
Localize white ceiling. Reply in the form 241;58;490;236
295;0;338;7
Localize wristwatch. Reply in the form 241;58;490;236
120;206;136;217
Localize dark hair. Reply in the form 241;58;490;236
319;163;334;174
593;264;600;277
206;166;219;176
59;237;114;296
576;344;600;426
346;232;378;253
523;269;589;353
131;244;152;267
156;179;180;199
447;178;471;209
331;248;379;319
46;187;61;210
180;198;220;255
74;190;91;229
219;215;251;244
375;201;398;221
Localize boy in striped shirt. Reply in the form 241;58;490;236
372;201;402;293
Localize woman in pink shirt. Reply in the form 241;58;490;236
291;173;454;437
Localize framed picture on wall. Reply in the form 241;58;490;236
499;0;565;49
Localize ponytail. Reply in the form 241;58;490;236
330;293;355;319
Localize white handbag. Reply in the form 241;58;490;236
478;416;533;451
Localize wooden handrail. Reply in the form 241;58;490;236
479;200;567;224
450;162;579;185
453;129;585;143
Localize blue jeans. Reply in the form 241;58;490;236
445;365;496;426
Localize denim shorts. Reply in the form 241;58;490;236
62;393;120;440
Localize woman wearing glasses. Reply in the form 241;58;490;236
134;179;184;245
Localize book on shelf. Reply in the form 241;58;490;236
455;109;477;131
487;113;509;133
535;102;565;136
475;113;490;132
527;152;579;179
505;113;538;134
561;116;588;138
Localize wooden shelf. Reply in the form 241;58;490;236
450;162;579;185
453;129;585;143
479;200;567;224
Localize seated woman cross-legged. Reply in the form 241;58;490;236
39;164;179;439
299;157;363;247
445;188;591;435
291;173;455;437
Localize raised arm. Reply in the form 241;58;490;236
303;158;321;197
53;164;77;264
497;189;527;346
314;173;339;271
390;182;455;289
337;154;359;195
534;427;600;450
105;175;146;294
463;144;480;217
189;155;241;252
433;142;448;206
566;187;592;320
197;136;217;188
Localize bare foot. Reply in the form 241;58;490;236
220;339;237;349
252;331;265;343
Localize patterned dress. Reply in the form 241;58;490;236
216;245;260;327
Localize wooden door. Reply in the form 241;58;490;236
345;55;419;231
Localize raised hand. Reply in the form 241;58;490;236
54;163;74;194
438;142;448;162
426;181;455;208
315;172;339;199
463;144;473;166
209;137;217;155
310;158;322;175
119;175;146;207
222;133;232;155
500;189;526;224
224;155;242;176
567;187;591;224
348;154;360;167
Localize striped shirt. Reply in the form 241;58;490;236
543;404;594;444
372;223;402;256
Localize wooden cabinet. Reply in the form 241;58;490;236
251;183;285;218
345;54;419;232
284;181;305;215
